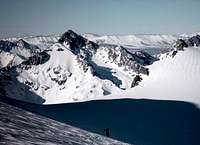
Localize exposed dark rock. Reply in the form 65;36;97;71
22;51;50;66
58;30;85;51
103;89;111;95
16;39;39;50
76;54;92;73
24;80;33;86
0;39;40;53
187;35;200;47
0;40;16;52
58;30;99;55
172;50;178;58
49;74;67;85
174;35;200;50
53;66;62;74
107;46;153;75
131;75;143;88
133;51;158;66
174;39;188;50
57;79;67;85
57;48;64;51
85;39;99;52
58;30;99;74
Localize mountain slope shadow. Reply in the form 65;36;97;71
0;67;45;104
1;79;45;104
1;97;200;145
90;61;122;88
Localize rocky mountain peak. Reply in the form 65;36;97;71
0;40;16;52
58;30;99;55
174;35;200;50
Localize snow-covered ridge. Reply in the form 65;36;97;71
84;32;200;46
102;46;200;108
84;34;177;47
1;30;200;106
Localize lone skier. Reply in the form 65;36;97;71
103;128;110;137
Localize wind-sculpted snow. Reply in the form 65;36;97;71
0;101;130;145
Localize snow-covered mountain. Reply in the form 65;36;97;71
0;30;200;106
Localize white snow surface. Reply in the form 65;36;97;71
85;34;176;46
82;33;200;107
1;32;200;107
93;46;200;107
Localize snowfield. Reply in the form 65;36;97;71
0;30;200;107
94;46;200;107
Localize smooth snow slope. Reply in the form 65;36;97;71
93;46;200;107
0;101;130;145
132;47;200;105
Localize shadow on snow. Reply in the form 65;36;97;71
1;97;200;145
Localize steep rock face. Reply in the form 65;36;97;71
16;39;40;50
58;30;156;76
113;47;150;75
131;75;143;87
0;39;40;54
57;30;158;97
58;30;99;56
58;30;100;74
0;39;41;68
174;35;200;50
0;40;17;52
22;51;50;66
97;45;157;75
187;35;200;47
174;39;188;50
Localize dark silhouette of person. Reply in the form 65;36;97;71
103;128;110;137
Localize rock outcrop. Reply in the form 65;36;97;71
174;35;200;50
58;30;99;56
174;39;188;50
187;35;200;47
